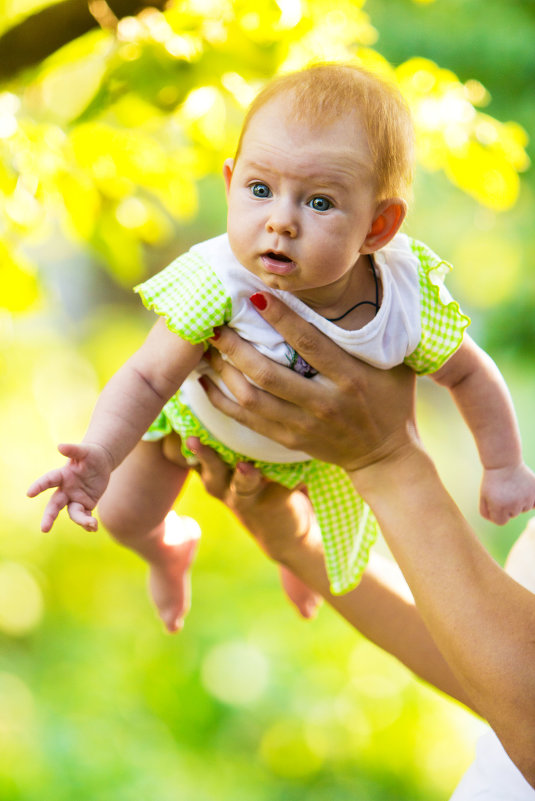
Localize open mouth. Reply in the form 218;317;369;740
266;251;292;262
261;251;296;275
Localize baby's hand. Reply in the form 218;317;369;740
27;442;114;533
480;463;535;526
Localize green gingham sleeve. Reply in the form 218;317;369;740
404;238;471;375
134;250;232;344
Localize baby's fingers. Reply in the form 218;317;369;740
68;502;98;532
40;489;69;532
479;496;490;521
57;442;89;461
27;468;65;498
481;498;513;526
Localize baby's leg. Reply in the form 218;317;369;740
279;565;323;619
98;434;200;632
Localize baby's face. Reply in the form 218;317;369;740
224;95;380;306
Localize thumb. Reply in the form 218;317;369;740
57;442;88;460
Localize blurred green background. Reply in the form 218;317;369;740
1;0;534;798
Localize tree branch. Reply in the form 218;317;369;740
0;0;168;82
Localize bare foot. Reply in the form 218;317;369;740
148;512;201;633
279;565;323;619
504;517;535;593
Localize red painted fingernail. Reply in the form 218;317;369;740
250;292;267;311
198;376;209;391
210;327;221;340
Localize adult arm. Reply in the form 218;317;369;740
201;294;535;785
188;438;475;711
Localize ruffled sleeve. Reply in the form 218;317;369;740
404;238;471;375
134;250;233;345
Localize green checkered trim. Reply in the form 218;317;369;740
145;395;378;596
134;251;232;344
404;238;471;375
138;237;468;595
305;461;378;595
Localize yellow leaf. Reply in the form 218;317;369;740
0;242;40;312
445;141;520;210
56;169;101;240
92;211;145;284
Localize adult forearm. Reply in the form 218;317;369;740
335;553;475;710
316;552;475;710
193;443;474;712
350;444;535;785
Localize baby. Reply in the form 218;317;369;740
28;63;535;632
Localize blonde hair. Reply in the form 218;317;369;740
235;63;414;202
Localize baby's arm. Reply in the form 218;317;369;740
27;318;203;532
431;334;535;524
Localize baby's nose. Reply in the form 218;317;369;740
265;202;298;238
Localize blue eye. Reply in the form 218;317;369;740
251;182;271;198
309;196;332;211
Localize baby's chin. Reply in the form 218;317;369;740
257;272;299;292
241;261;295;291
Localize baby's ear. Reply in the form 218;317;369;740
223;158;235;195
362;199;407;252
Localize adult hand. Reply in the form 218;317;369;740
185;436;314;565
201;293;418;471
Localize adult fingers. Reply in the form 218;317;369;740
186;436;268;513
187;437;232;500
228;462;266;504
209;327;329;408
242;293;361;383
208;349;308;423
198;376;306;451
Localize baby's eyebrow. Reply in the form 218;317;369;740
305;169;366;193
309;157;372;185
239;154;372;191
308;174;352;189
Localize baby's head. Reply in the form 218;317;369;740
223;63;415;301
235;63;414;203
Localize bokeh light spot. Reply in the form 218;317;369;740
453;235;521;308
260;719;323;778
0;562;44;636
201;640;269;705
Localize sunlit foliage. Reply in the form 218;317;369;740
2;1;534;799
0;0;529;311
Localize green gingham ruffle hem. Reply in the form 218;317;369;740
405;239;471;374
134;250;232;344
134;251;379;593
134;237;470;596
145;394;378;596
